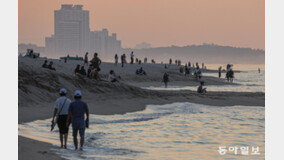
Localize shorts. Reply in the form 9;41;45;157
57;115;69;134
72;122;86;138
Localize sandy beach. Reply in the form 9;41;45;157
18;57;264;160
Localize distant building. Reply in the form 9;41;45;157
135;42;151;49
45;4;122;56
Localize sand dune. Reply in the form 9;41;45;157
18;57;263;122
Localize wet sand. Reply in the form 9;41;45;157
19;136;65;160
18;57;264;160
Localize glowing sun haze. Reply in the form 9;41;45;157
19;0;264;49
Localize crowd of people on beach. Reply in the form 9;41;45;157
38;50;238;96
39;51;230;94
73;53;103;80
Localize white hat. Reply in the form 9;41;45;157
74;90;82;96
59;88;67;94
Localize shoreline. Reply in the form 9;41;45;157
19;90;264;124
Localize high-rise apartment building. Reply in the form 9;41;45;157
45;4;122;57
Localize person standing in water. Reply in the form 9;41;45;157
258;68;261;73
218;66;222;78
52;88;72;149
67;90;89;150
163;73;169;88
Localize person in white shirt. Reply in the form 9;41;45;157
108;70;119;82
52;88;72;149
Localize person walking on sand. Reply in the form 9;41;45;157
84;52;89;65
52;88;72;149
67;90;89;150
114;54;118;66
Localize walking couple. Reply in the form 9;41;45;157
52;88;89;150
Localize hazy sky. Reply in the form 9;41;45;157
19;0;264;49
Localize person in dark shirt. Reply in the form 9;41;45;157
79;66;86;76
87;65;93;78
42;60;48;68
74;65;80;75
90;53;101;70
114;54;118;66
48;61;56;71
197;81;207;94
84;52;89;65
218;66;222;78
67;90;89;150
136;67;146;75
163;73;169;88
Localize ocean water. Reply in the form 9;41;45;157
19;102;264;160
144;70;265;93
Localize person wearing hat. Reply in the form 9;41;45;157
67;90;89;150
52;88;72;149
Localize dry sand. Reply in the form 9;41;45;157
18;57;264;160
